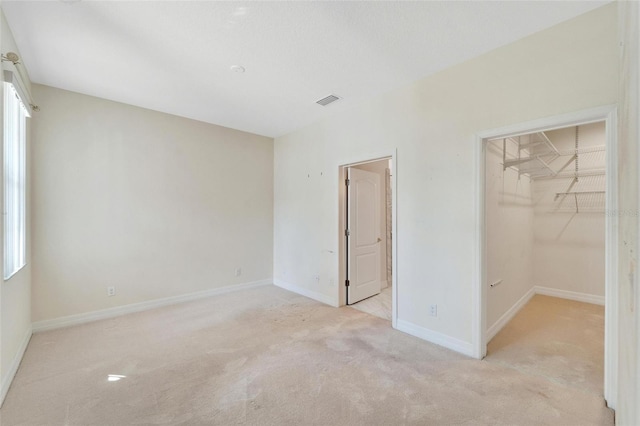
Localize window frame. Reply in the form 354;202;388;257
3;75;29;281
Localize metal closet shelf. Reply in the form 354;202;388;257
501;131;605;180
500;127;606;213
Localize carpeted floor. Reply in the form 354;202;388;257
485;294;605;397
0;285;613;425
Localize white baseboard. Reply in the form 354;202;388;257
32;279;272;333
273;279;338;307
396;319;474;357
1;326;32;408
487;287;536;341
534;285;605;306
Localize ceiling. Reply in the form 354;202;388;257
3;1;608;138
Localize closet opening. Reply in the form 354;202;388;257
474;106;618;409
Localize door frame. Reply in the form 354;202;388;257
338;150;398;328
473;105;618;409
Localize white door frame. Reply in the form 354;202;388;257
338;150;398;329
473;105;618;409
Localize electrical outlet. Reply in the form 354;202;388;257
314;275;320;282
429;304;437;317
235;268;242;277
107;286;116;297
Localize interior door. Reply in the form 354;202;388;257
347;167;382;304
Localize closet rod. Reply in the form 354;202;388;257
554;190;605;200
535;169;605;180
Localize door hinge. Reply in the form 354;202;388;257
345;178;350;186
345;279;350;287
345;229;350;237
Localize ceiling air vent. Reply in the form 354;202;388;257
316;94;341;106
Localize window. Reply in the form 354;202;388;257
3;80;28;280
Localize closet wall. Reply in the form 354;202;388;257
485;139;535;328
532;122;605;299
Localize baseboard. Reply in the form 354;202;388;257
273;279;338;307
534;285;605;306
32;279;272;333
396;319;474;357
1;326;33;408
487;287;536;341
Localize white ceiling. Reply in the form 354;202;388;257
3;1;608;138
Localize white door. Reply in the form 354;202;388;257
347;167;382;304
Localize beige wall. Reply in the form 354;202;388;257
274;4;618;351
0;10;33;401
616;1;640;424
30;85;274;322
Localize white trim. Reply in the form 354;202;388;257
391;151;398;330
473;105;618;408
472;130;486;359
274;278;338;307
396;319;474;358
534;286;605;306
603;108;618;410
32;280;272;333
0;326;32;407
475;105;616;141
487;288;536;341
3;70;32;117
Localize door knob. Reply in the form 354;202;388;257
377;237;382;242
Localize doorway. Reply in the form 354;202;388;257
338;154;397;327
474;106;618;409
485;122;607;397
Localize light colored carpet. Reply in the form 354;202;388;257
1;285;613;425
349;286;392;321
485;294;605;397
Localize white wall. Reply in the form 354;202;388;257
485;139;534;329
31;85;273;323
532;122;605;298
273;4;618;352
352;160;389;288
0;9;32;403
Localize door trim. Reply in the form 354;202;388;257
473;105;618;409
338;150;398;329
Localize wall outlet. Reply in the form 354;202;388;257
429;304;437;317
107;286;116;297
235;268;242;277
314;275;320;283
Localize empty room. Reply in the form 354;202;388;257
0;1;639;425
